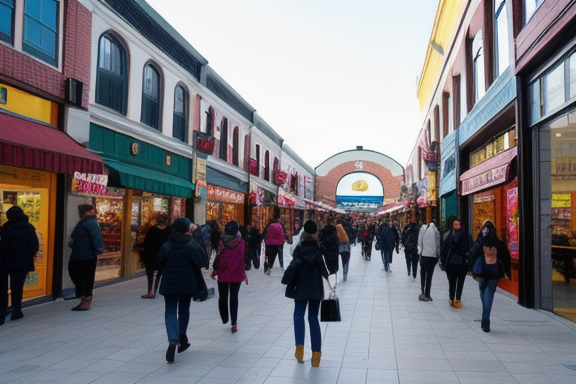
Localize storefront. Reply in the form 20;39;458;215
460;142;518;297
278;188;296;243
249;179;277;231
86;124;194;282
206;185;245;227
0;108;103;304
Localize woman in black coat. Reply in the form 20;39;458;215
289;220;329;368
0;206;39;324
440;218;472;308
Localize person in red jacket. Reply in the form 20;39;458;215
262;218;286;275
211;221;248;333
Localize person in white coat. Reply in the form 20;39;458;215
417;220;441;302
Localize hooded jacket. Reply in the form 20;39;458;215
213;234;247;283
157;231;206;296
0;210;39;272
291;233;328;301
264;221;286;246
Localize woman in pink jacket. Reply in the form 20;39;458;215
211;221;248;333
263;218;286;274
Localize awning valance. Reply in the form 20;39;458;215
460;147;517;196
105;160;194;198
0;112;103;174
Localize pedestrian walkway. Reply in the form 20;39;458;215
2;243;576;384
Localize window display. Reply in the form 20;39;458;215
95;197;123;282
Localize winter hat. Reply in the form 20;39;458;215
303;220;318;235
173;217;191;234
224;220;239;236
6;206;27;221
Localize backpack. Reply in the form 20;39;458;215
192;224;212;268
402;224;419;253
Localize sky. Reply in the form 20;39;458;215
146;0;439;168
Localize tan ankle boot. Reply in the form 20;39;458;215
453;299;463;308
311;351;321;367
294;345;304;363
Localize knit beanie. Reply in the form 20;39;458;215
224;220;239;236
173;217;191;234
303;220;318;235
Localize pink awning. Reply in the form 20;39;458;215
460;147;517;196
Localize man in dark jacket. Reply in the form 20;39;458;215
0;206;39;324
157;217;206;363
140;213;171;299
378;219;399;273
68;204;105;312
401;220;420;281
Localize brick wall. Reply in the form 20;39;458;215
315;161;403;207
0;0;91;108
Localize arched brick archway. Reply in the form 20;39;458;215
314;148;404;209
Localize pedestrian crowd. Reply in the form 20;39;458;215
0;204;512;367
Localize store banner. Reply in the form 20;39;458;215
507;187;519;260
195;156;207;199
72;172;108;195
208;185;244;204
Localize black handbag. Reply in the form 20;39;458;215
321;296;341;322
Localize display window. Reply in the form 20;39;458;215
1;165;55;302
471;179;519;297
251;206;275;232
546;113;576;321
279;207;294;243
207;185;245;226
94;195;123;282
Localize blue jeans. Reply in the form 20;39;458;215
479;279;498;327
294;299;322;352
164;295;192;342
381;249;393;271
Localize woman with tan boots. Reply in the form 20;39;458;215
288;220;329;367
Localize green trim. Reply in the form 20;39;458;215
105;160;194;198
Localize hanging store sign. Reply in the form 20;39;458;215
208;185;244;204
72;172;108;195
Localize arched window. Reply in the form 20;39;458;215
173;85;188;142
255;144;261;177
206;107;214;136
141;63;162;129
96;33;128;114
219;117;228;161
273;157;279;184
264;150;270;181
232;126;239;166
472;30;485;103
243;134;250;172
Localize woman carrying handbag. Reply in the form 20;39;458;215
287;220;329;367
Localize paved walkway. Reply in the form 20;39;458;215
2;243;576;384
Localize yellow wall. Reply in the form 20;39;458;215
0;83;58;125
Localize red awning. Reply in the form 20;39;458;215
460;147;517;196
0;113;103;174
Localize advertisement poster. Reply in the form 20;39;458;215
507;187;519;260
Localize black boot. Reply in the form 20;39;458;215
10;309;23;321
178;334;190;353
166;339;178;363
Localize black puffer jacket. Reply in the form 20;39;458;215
157;231;206;296
0;208;39;272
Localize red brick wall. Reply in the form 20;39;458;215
0;0;91;108
315;161;403;208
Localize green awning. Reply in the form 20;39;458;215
105;161;194;198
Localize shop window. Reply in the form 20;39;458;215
173;85;188;142
472;30;485;103
23;0;58;66
96;33;128;115
0;0;14;44
494;0;509;78
232;126;239;166
530;80;541;124
543;64;565;115
141;63;162;130
219;117;228;161
569;52;576;99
